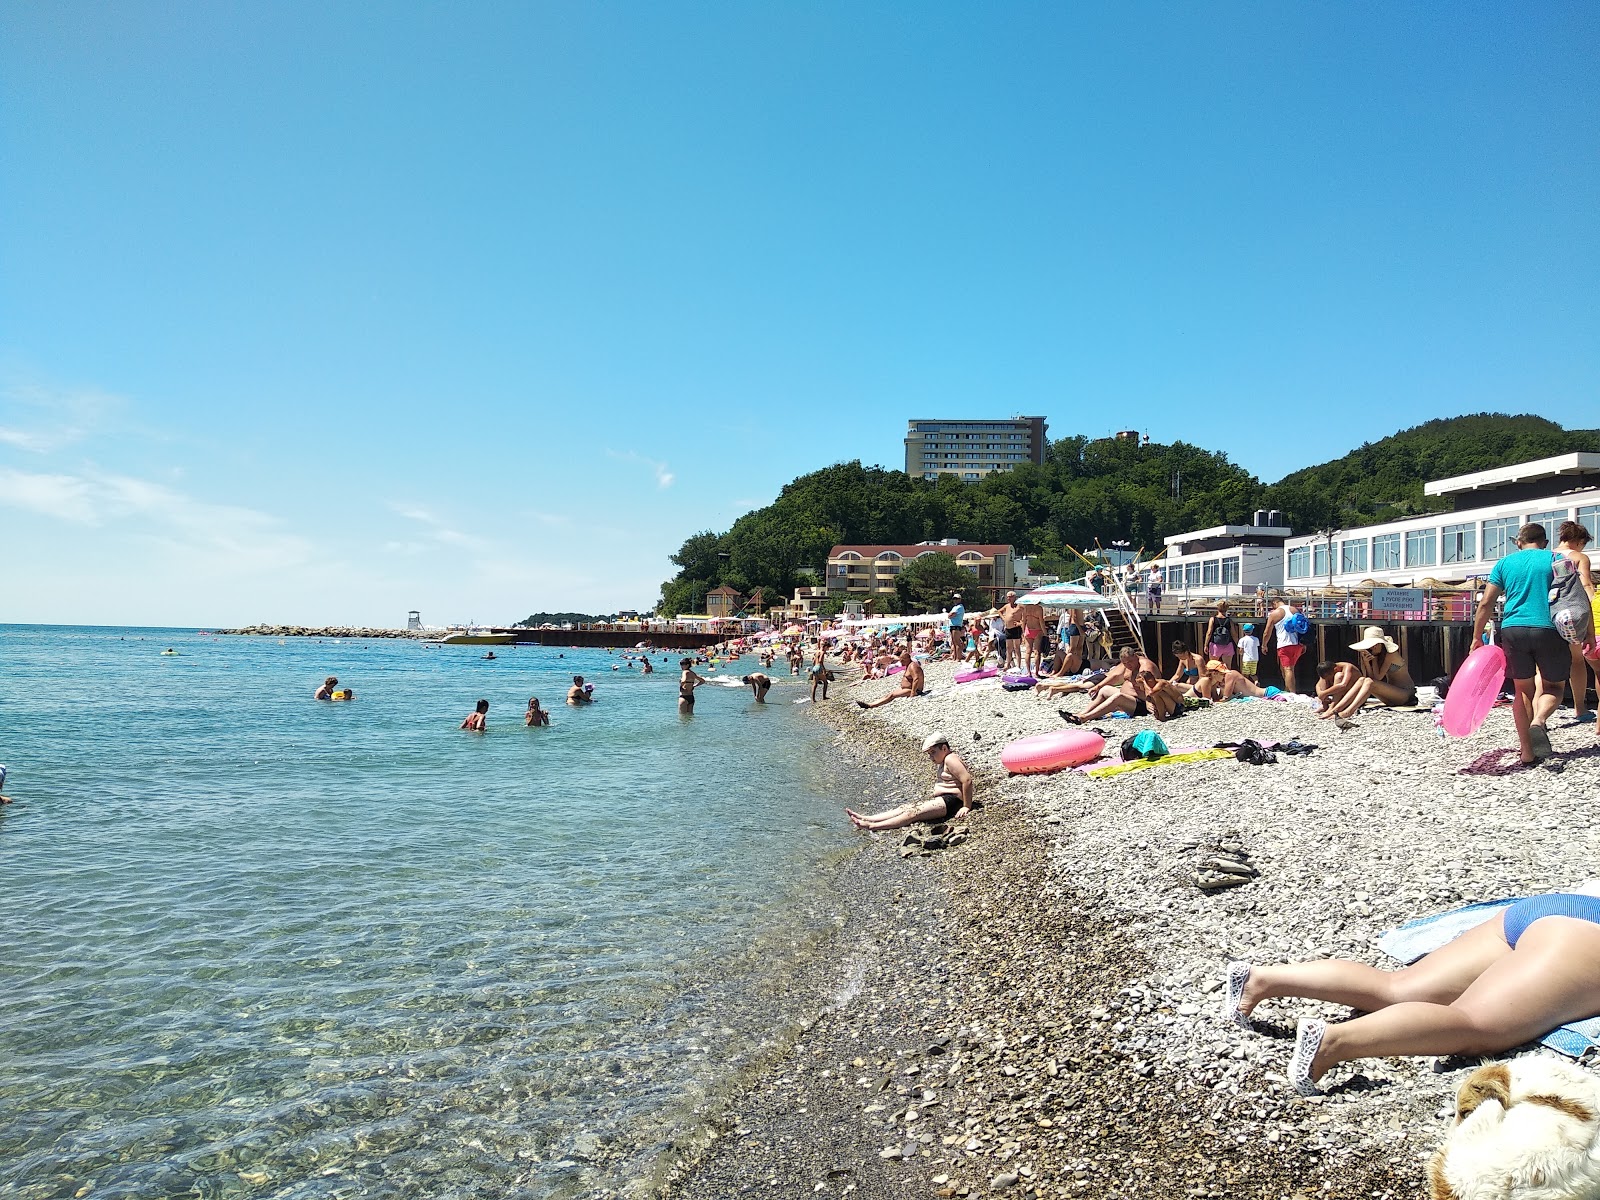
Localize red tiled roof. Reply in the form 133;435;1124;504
828;543;1012;559
705;584;742;596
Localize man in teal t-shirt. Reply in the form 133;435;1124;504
1473;523;1567;763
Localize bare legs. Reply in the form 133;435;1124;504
846;797;951;830
1236;915;1600;1085
1220;670;1267;700
1511;674;1565;764
1570;640;1594;719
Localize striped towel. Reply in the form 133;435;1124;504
1377;899;1600;1060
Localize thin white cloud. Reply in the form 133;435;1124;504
390;502;491;552
0;467;98;521
0;465;314;571
0;381;124;453
605;449;675;489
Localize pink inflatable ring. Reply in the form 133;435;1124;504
1440;643;1508;738
1001;728;1106;774
954;667;998;684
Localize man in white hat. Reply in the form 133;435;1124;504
845;732;974;830
1318;626;1416;720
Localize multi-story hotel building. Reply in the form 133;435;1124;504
905;417;1048;481
826;541;1016;602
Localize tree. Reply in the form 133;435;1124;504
894;553;979;615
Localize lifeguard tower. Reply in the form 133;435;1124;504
407;610;422;630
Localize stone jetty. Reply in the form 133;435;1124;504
214;624;429;639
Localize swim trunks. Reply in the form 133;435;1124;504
1133;699;1149;717
1502;893;1600;948
1500;625;1569;682
935;792;963;821
1277;644;1306;673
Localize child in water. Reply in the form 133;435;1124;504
461;699;489;731
524;697;549;726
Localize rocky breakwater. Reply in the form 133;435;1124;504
215;624;429;639
666;655;1600;1199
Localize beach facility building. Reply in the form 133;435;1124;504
1282;452;1600;595
904;417;1048;481
704;585;743;619
826;541;1016;605
1156;513;1294;604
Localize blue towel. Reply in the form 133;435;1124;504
1377;899;1600;1060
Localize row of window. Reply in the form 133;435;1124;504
1286;506;1598;579
924;470;1000;480
1165;557;1243;588
922;453;1030;462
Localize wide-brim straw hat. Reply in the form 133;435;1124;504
1349;625;1399;654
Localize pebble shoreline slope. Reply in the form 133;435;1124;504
664;656;1600;1200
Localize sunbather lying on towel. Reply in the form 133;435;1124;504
1038;646;1139;697
1224;893;1600;1096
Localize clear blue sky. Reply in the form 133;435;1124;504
3;3;1596;627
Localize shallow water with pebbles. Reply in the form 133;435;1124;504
0;626;861;1199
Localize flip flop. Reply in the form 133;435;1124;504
1224;961;1254;1030
1530;724;1552;761
1289;1018;1326;1096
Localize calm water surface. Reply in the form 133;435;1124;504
0;626;858;1199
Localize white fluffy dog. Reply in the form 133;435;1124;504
1428;1056;1600;1200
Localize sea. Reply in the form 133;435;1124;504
0;625;869;1200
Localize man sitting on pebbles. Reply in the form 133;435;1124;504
846;733;973;830
857;650;925;709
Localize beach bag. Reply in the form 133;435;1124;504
1232;738;1277;766
1284;611;1310;637
1551;554;1592;645
1119;730;1169;761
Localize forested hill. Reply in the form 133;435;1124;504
1262;413;1600;531
655;413;1598;615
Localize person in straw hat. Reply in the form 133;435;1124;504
845;732;974;830
1318;625;1416;719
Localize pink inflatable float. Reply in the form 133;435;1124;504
1001;728;1106;774
1439;643;1508;737
954;667;998;684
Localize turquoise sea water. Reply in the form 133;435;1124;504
0;626;859;1199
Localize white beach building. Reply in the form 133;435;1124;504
1156;513;1294;604
1282;452;1600;593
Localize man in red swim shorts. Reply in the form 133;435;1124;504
1260;596;1308;690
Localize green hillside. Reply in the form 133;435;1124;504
655;413;1599;615
1264;413;1600;531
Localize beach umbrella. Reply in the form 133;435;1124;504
1013;582;1118;608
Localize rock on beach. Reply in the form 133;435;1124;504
663;654;1600;1199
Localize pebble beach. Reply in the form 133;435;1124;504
664;655;1600;1200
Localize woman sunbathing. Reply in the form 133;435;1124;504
1319;627;1416;718
1225;893;1600;1096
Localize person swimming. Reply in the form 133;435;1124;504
525;697;550;726
461;699;489;731
315;676;338;700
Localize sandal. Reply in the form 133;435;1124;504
1224;961;1254;1030
1289;1018;1326;1096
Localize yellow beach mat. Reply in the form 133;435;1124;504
1086;748;1237;779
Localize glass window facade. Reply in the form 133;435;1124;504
1371;533;1400;571
1482;516;1518;561
1221;557;1240;585
1202;559;1220;586
1442;523;1476;564
1578;505;1600;537
1340;538;1368;574
1527;509;1567;547
1405;528;1436;567
1287;546;1310;579
1312;543;1330;579
1184;563;1201;588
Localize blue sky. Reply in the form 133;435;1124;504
2;3;1596;627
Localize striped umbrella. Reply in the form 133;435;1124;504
1013;582;1118;608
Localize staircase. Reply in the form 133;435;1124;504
1101;605;1145;657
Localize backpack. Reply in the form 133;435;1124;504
1284;611;1310;637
